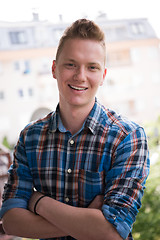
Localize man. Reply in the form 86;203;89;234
0;19;149;240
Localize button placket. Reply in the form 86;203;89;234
67;168;72;174
70;139;74;145
65;197;70;203
64;138;75;204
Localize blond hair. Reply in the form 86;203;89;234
56;19;106;62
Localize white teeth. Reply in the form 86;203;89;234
69;85;87;91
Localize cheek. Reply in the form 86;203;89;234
56;72;69;90
91;74;104;87
56;70;65;83
58;68;72;80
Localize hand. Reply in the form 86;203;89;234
88;195;104;210
28;191;44;214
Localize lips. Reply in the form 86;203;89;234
69;84;88;91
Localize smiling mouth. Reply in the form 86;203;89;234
69;85;88;91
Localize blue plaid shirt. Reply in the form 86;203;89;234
0;99;150;240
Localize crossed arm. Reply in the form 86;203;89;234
2;193;122;240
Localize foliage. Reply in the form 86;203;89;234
132;158;160;239
132;116;160;240
2;136;14;150
2;136;11;149
145;116;160;149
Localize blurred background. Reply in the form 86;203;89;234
0;0;160;239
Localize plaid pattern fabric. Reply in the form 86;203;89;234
0;99;150;240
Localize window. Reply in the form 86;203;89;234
14;61;20;71
28;88;33;96
130;48;141;63
104;26;127;41
18;89;24;97
0;91;4;100
131;23;145;35
24;61;31;74
9;31;27;44
14;60;31;74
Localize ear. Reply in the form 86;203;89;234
100;68;107;86
52;60;57;79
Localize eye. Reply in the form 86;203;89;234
89;65;99;71
65;63;76;68
90;66;96;69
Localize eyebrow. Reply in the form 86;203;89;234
64;58;101;66
63;58;75;62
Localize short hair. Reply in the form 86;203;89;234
55;19;106;62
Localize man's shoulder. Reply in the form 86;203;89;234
99;105;140;136
21;111;55;136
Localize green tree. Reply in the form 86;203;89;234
132;155;160;240
2;136;11;149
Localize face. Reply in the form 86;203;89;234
52;38;107;111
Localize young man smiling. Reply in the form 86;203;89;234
52;37;106;134
0;19;149;240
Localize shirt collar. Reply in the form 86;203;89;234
49;99;102;135
85;98;102;135
48;104;60;133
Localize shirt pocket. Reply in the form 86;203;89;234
78;170;105;207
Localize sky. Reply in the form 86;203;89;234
0;0;160;38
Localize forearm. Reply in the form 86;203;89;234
2;208;66;239
37;197;122;240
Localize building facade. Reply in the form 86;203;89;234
0;17;160;144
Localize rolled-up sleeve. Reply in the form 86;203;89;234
102;127;150;239
0;198;27;219
0;130;33;218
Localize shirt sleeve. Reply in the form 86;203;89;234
0;130;33;218
0;198;27;219
102;127;150;239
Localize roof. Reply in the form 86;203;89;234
0;18;158;51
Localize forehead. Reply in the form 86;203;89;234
58;38;105;64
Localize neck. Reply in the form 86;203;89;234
59;102;95;135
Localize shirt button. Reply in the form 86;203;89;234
70;139;74;145
67;168;72;174
113;215;116;220
65;197;70;203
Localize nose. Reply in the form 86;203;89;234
74;66;86;82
